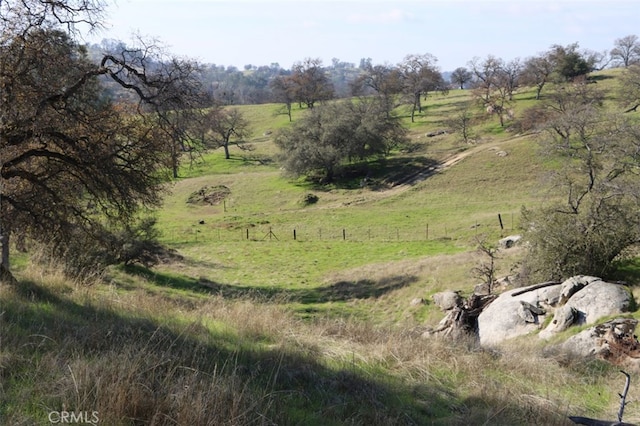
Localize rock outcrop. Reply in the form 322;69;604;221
476;283;557;346
498;235;521;249
425;274;635;369
472;276;632;346
560;318;640;370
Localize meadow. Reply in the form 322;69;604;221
2;69;640;425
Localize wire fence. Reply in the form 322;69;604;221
165;213;519;244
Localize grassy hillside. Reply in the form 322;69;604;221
3;69;640;424
154;87;551;321
1;263;631;425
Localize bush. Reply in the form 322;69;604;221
300;193;319;206
35;217;170;279
521;203;640;282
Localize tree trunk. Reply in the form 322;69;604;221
414;93;422;114
0;231;15;284
171;144;179;178
410;96;418;122
536;82;545;100
1;231;9;271
223;142;230;159
172;162;179;179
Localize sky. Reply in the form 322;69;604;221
87;0;639;71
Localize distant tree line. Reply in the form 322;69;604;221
87;34;640;109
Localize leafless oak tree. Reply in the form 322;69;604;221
611;34;640;67
398;53;446;123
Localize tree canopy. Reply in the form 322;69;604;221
274;98;408;183
398;53;446;122
0;0;205;277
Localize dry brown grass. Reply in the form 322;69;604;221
1;260;634;425
320;246;527;326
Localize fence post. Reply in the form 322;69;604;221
293;229;297;240
343;229;346;240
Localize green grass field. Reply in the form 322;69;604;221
3;69;640;424
152;85;551;323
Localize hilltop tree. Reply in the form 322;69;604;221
270;73;296;121
351;62;403;117
289;58;334;109
485;61;521;127
468;55;517;127
611;35;640;67
274;98;408;182
468;55;504;104
521;54;555;100
398;53;446;122
501;58;521;101
0;0;205;277
619;64;640;113
450;67;473;90
548;43;592;81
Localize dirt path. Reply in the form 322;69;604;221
329;133;533;207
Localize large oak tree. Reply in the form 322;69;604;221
274;98;408;183
0;0;204;278
398;53;446;123
611;35;640;68
289;58;334;109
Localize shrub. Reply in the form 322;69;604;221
35;217;170;279
521;202;640;282
300;193;319;206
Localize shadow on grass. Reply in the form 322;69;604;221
123;264;215;294
372;156;440;188
123;264;417;305
292;155;441;191
588;74;615;82
307;275;418;303
1;277;453;425
227;153;275;166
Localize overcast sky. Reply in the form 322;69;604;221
88;0;638;71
